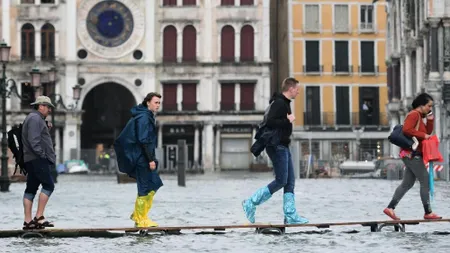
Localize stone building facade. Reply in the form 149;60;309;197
1;0;271;172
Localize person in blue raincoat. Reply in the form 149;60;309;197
114;92;162;228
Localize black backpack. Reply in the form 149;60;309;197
7;124;26;175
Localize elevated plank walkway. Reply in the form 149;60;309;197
1;218;449;238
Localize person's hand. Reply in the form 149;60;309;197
425;134;432;140
426;113;434;120
149;161;156;170
47;122;53;129
287;114;295;123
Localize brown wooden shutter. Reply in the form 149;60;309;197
163;83;178;111
163;0;177;6
221;83;235;110
240;83;255;110
182;83;197;110
221;26;235;62
240;25;254;62
183;0;196;5
240;0;253;5
182;25;196;62
163;26;177;62
221;0;234;5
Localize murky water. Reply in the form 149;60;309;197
1;172;450;253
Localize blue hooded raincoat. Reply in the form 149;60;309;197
114;104;163;196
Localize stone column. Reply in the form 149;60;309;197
63;112;82;162
66;0;77;61
157;123;163;148
396;0;402;53
423;31;428;76
416;44;423;94
235;31;241;62
2;0;10;45
54;31;60;60
438;22;445;74
145;0;156;62
201;124;214;171
194;123;200;167
405;49;413;100
35;30;41;61
203;0;212;62
414;0;419;37
261;0;270;62
400;58;406;100
430;92;442;139
443;21;450;76
252;126;257;161
214;125;221;170
235;83;240;111
177;30;182;63
400;0;407;41
177;83;183;111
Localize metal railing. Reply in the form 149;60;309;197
303;112;389;127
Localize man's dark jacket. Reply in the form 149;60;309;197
251;92;292;157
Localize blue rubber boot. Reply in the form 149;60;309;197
283;192;309;224
242;186;272;223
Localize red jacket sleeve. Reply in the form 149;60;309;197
402;111;426;140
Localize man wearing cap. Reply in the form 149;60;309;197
21;96;56;229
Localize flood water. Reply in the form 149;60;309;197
1;172;450;253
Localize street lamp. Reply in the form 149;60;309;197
0;40;11;192
0;41;36;192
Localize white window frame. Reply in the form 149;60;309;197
303;4;321;33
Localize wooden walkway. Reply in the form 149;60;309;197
1;218;449;238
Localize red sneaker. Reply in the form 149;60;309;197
383;208;401;220
424;213;442;220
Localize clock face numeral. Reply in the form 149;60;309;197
86;0;134;48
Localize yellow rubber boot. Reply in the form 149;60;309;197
130;192;158;228
130;196;140;225
146;191;158;227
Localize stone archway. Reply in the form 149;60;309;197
80;82;137;150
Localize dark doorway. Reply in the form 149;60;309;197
81;82;136;149
359;87;379;125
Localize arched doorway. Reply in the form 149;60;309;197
80;82;136;151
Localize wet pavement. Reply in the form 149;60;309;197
1;171;450;253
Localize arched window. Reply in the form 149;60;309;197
21;23;35;60
182;25;196;62
163;25;177;62
41;23;55;61
240;25;254;62
221;25;235;62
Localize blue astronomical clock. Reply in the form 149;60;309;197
86;0;134;47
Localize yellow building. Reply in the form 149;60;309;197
288;0;390;162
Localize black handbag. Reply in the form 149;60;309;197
388;112;421;148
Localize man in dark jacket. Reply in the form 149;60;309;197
22;96;56;230
242;77;309;225
114;92;162;228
